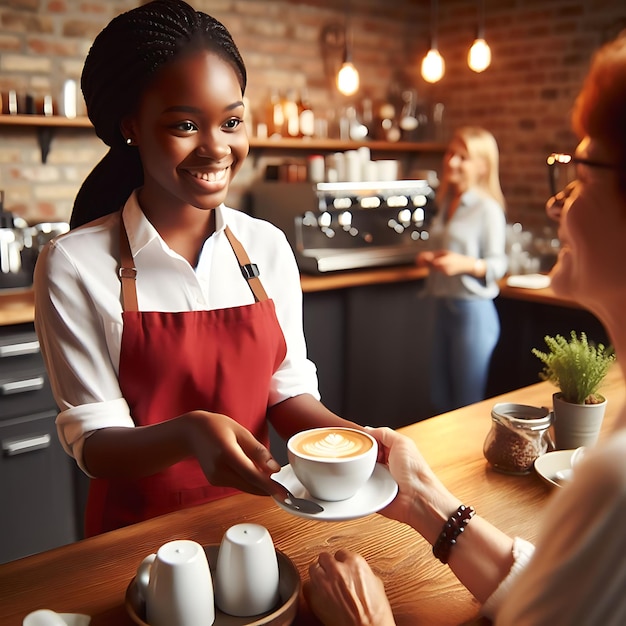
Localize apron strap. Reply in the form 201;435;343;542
118;219;138;312
224;225;268;302
118;220;268;312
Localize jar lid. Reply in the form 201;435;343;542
491;402;553;430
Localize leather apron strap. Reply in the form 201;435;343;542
118;222;138;312
223;225;268;303
118;221;268;312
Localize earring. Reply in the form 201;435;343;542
126;137;133;145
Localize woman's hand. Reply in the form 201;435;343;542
304;549;395;626
416;250;435;267
429;250;476;276
366;427;460;543
185;410;282;497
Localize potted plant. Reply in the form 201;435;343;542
532;331;615;449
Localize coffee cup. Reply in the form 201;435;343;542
136;539;214;626
214;523;280;617
287;427;377;501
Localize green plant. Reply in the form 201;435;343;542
532;331;615;404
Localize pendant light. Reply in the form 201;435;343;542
337;0;360;96
468;0;492;73
421;0;445;84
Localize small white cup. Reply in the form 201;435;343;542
287;427;378;501
375;159;399;181
136;539;214;626
214;524;280;617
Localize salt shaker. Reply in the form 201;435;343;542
483;403;554;474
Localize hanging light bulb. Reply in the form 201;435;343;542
468;0;491;73
337;60;360;96
421;0;445;84
468;38;491;72
336;0;359;96
421;48;445;84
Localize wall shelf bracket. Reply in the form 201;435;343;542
36;127;55;164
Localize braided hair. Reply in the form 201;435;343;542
71;0;247;229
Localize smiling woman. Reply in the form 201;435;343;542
32;0;364;538
119;49;249;263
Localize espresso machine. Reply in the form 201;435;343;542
249;179;437;273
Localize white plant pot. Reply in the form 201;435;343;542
552;392;607;450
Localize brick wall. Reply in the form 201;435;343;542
1;0;625;233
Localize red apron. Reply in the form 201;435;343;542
84;221;287;536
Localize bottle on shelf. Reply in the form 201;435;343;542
376;102;401;143
282;89;300;138
266;88;284;138
298;87;315;139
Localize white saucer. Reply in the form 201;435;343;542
534;449;577;488
271;463;398;521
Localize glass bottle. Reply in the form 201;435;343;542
266;88;284;138
298;87;315;139
483;403;554;475
282;89;299;138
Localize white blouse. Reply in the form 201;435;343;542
34;191;320;472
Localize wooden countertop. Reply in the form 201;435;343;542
299;264;429;292
1;366;623;626
0;267;582;327
0;288;34;326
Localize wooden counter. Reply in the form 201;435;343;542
0;366;623;626
0;267;582;326
0;288;34;326
299;265;429;293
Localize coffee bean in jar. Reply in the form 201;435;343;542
483;403;554;474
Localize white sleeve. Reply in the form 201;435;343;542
34;239;134;471
261;227;320;405
492;431;626;625
481;537;535;619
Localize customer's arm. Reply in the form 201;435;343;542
372;427;516;604
305;428;520;626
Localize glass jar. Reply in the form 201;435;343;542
483;403;554;475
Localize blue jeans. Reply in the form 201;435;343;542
429;297;500;414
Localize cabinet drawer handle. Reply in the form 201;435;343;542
0;376;45;395
0;340;40;358
2;433;51;456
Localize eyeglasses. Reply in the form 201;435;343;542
546;152;618;196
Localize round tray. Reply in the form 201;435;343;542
125;545;300;626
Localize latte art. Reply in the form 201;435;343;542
294;430;372;459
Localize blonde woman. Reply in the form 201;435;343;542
417;127;508;413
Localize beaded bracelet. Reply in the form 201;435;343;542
432;504;476;564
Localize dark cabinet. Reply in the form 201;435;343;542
0;323;79;563
487;297;610;398
303;278;435;431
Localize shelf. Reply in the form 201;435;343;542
0;114;93;162
0;114;92;128
0;114;447;163
248;137;447;153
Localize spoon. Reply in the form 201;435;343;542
272;480;324;515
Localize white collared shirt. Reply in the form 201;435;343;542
34;191;319;471
425;188;508;299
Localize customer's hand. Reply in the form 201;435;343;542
304;549;395;626
366;427;460;543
